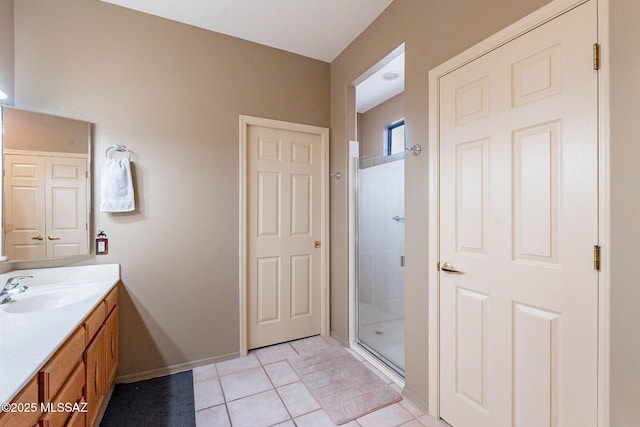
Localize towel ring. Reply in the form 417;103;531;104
105;144;132;160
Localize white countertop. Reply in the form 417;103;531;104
0;264;120;404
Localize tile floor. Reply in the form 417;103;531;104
193;335;450;427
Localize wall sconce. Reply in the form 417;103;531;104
0;89;7;100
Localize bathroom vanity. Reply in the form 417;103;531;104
0;264;120;427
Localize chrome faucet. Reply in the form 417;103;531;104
0;276;32;305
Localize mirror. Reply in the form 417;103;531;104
1;106;91;261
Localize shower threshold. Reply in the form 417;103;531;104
353;340;405;382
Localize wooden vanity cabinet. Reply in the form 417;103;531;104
85;328;104;427
39;362;85;427
85;286;119;427
64;404;86;427
105;306;119;387
39;328;85;404
0;376;41;427
0;284;119;427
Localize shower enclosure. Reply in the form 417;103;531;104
356;154;405;374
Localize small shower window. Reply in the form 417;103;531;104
386;120;405;156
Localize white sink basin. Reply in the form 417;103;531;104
0;264;120;406
0;284;101;314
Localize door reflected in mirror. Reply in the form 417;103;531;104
1;106;91;261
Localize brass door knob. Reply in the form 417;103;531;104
441;262;463;274
47;235;61;240
31;235;43;240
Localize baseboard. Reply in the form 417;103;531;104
95;385;114;426
401;387;429;414
329;331;349;347
114;351;240;384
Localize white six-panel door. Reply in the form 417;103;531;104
246;123;325;349
45;156;88;257
4;154;88;260
4;154;46;260
438;1;598;426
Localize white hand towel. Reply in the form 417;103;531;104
100;158;135;212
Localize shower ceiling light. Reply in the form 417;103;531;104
381;71;401;81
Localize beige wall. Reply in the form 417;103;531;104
359;92;404;157
330;0;552;406
11;0;329;378
0;0;14;104
3;107;90;154
610;0;640;424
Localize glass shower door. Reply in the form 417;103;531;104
356;155;405;374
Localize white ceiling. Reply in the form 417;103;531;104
101;0;394;63
356;52;404;113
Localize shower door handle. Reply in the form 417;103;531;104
400;256;405;267
441;262;463;274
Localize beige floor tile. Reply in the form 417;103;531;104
346;348;366;362
216;353;261;376
254;343;298;365
264;360;300;387
193;363;218;383
293;409;335;427
357;403;414;427
277;381;321;418
323;336;343;347
418;414;452;427
290;335;330;354
192;338;425;426
227;389;290;427
194;378;225;411
399;396;426;418
195;404;230;427
295;409;361;427
219;366;273;401
401;420;425;427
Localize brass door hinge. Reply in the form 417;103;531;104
593;43;600;70
594;245;601;271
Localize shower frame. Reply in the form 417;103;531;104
349;146;406;381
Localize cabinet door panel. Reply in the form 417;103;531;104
105;306;119;386
0;376;41;427
65;405;86;427
85;327;105;427
39;361;84;427
40;327;85;403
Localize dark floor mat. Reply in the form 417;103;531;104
100;370;195;427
